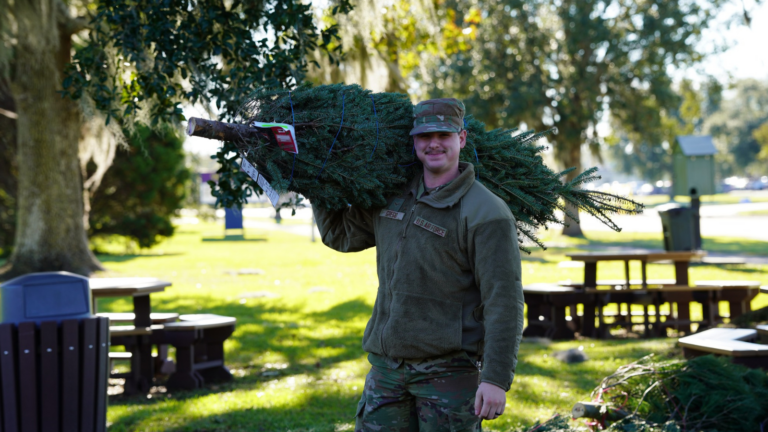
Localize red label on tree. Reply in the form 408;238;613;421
251;121;298;154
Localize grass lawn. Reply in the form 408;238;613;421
4;222;767;431
633;192;768;207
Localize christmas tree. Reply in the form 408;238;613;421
192;83;641;249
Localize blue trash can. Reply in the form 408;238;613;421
0;272;107;431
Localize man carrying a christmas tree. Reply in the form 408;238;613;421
313;98;524;431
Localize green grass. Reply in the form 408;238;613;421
3;223;767;431
738;209;768;216
633;193;768;208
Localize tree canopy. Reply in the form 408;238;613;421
422;0;729;233
63;0;351;124
0;0;350;277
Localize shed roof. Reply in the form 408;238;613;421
676;135;717;156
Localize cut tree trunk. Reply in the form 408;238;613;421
0;0;103;279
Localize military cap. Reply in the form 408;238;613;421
409;98;465;136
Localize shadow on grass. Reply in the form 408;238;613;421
95;252;186;264
103;293;372;385
701;237;768;256
111;390;358;432
106;296;370;431
201;235;267;242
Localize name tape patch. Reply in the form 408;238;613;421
413;217;447;237
380;209;405;221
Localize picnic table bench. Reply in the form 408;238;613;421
678;327;768;369
160;314;237;390
90;277;172;394
523;284;590;340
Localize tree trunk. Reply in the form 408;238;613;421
561;138;584;237
0;0;103;279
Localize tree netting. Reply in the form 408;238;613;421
206;83;641;249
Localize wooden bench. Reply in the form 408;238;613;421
560;279;676;288
97;312;180;324
678;328;768;369
108;326;155;394
757;324;768;343
602;310;670;318
156;314;237;391
523;284;585;340
693;280;761;322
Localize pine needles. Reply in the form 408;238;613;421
584;354;768;432
224;83;642;249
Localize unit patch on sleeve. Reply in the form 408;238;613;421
387;198;405;212
413;217;447;237
380;209;405;220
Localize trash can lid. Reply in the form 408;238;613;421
0;272;92;324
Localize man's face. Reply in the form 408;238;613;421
413;130;467;176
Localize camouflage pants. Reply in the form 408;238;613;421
354;351;482;432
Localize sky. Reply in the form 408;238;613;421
698;1;768;83
183;1;768;156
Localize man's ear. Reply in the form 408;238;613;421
459;130;468;149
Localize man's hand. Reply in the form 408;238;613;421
474;382;506;420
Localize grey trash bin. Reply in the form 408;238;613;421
0;272;108;432
658;205;696;251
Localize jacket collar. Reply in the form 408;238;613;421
408;162;475;209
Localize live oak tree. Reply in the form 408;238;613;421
426;0;730;236
0;0;98;277
0;0;347;278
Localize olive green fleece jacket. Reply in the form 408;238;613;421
312;162;524;391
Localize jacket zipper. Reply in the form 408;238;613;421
379;202;417;356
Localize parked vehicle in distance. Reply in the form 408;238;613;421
747;176;768;190
720;176;750;193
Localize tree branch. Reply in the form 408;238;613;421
56;0;89;36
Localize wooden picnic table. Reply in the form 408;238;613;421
568;251;706;336
567;250;707;288
89;277;172;394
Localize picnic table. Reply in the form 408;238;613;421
566;250;707;288
89;277;171;394
557;251;764;338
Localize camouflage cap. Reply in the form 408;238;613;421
409;98;465;136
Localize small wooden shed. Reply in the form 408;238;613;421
673;135;717;197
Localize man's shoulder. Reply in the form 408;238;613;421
461;181;514;227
